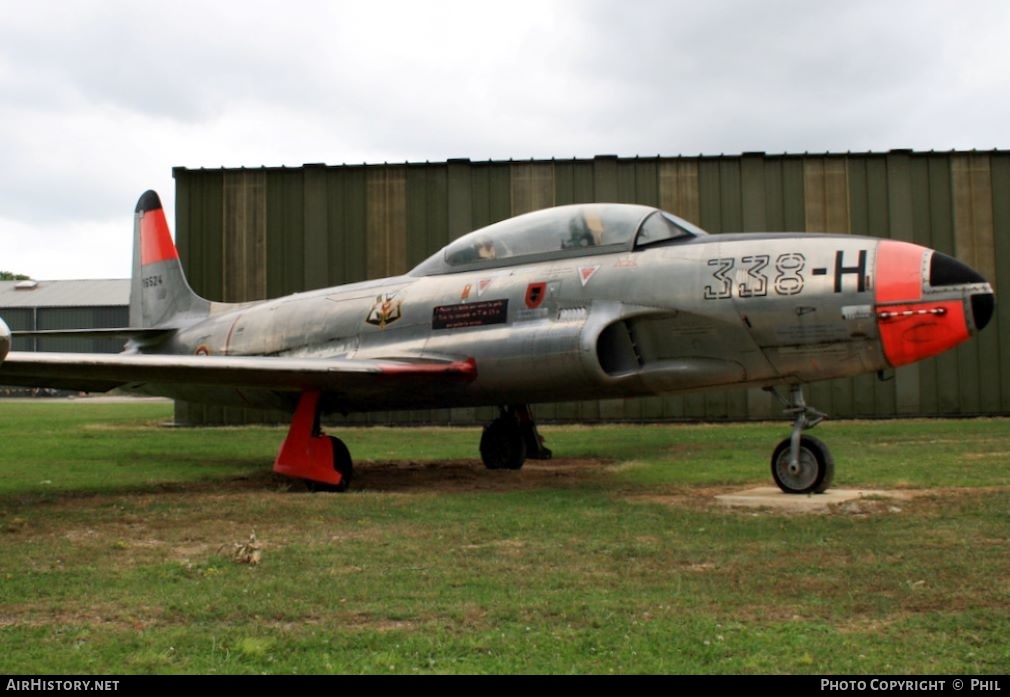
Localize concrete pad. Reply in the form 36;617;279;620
716;486;912;513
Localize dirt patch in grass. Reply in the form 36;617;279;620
628;485;1010;516
352;457;611;493
0;601;165;631
1;458;615;572
3;457;613;504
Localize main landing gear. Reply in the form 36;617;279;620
273;395;553;491
767;385;834;494
480;405;552;471
273;389;353;492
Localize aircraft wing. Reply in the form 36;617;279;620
0;352;477;397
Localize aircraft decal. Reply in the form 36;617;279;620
704;258;735;299
578;265;600;286
832;250;868;293
462;278;499;300
525;282;547;309
703;253;807;299
432;299;509;330
703;250;871;301
366;293;403;329
738;255;770;298
841;304;874;320
195;345;211;356
613;257;637;268
774;253;805;296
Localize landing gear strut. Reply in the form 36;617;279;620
480;405;552;471
273;389;353;492
768;385;834;494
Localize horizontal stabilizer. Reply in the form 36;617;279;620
12;328;175;341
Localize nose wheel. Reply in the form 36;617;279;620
771;434;833;494
767;385;834;494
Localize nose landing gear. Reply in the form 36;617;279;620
767;385;834;494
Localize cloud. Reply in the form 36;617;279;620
0;0;1008;278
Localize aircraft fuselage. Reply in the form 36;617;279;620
144;232;989;414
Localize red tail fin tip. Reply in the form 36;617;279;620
137;191;179;266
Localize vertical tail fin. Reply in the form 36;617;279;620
129;190;210;328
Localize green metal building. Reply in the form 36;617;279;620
0;279;129;353
172;150;1009;425
0;279;130;394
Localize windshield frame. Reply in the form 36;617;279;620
632;210;707;249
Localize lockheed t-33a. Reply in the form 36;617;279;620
0;191;994;493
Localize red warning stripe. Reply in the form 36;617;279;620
140;208;179;266
380;357;477;380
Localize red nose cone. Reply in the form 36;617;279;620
875;240;989;367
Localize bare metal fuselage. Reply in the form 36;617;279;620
139;234;925;413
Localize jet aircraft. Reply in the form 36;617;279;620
0;191;995;493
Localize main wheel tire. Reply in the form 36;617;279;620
771;435;834;494
305;436;353;492
329;435;353;491
480;417;527;471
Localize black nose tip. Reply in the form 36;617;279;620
972;292;995;332
928;251;994;332
929;252;986;287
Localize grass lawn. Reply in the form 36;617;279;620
1;400;1008;674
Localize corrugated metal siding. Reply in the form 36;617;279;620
222;170;267;302
991;153;1010;413
36;307;129;353
173;150;1009;425
1;308;34;352
0;305;128;353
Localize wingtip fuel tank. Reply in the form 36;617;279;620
0;316;10;363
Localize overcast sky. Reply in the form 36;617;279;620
2;0;1008;280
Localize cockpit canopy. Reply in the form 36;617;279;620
410;203;707;276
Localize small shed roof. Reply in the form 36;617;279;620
0;279;129;308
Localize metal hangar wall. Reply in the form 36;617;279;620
0;280;129;354
172;150;1010;425
0;279;130;395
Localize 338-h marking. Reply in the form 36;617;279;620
704;253;806;299
705;249;867;300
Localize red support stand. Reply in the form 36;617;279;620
273;390;342;486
